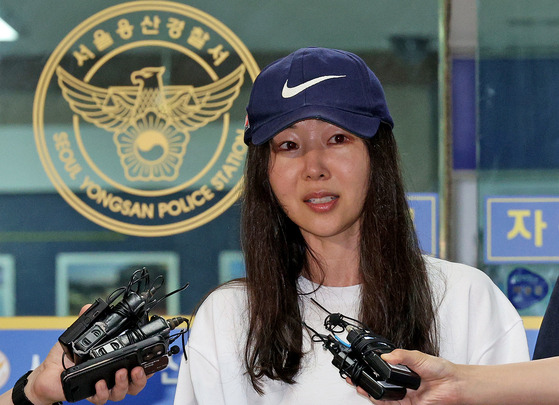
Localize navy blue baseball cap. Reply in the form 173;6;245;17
244;47;394;145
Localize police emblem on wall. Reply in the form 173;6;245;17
33;1;258;236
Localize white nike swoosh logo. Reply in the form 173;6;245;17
281;75;346;98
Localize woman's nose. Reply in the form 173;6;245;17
302;149;330;180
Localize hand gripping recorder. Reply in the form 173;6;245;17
306;299;420;400
58;268;190;402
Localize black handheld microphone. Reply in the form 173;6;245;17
346;325;420;390
324;335;407;400
72;291;148;362
89;315;187;358
58;298;111;361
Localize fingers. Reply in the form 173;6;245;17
347;366;411;405
108;369;131;402
86;367;147;405
355;385;405;405
382;349;427;371
127;367;148;396
355;385;371;398
87;379;110;405
79;303;92;316
348;377;389;404
382;348;412;365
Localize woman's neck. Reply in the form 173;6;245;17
304;235;362;287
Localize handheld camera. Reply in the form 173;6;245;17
58;268;189;402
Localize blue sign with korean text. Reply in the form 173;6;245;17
408;193;438;257
485;196;559;263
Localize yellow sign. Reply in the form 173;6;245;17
33;1;259;236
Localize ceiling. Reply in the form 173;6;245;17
1;1;559;60
0;0;451;57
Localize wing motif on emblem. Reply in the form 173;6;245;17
56;65;246;133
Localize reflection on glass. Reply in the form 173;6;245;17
478;0;559;316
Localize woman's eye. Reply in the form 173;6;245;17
278;141;298;150
330;134;349;144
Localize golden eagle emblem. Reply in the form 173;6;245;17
56;65;246;181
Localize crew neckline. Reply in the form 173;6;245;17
297;275;362;294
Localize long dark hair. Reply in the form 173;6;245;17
241;124;438;394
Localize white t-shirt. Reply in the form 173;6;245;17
174;256;529;405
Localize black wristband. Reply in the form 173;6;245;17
11;370;62;405
12;371;34;405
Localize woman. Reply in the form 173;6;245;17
174;47;529;404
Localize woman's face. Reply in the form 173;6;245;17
268;119;371;244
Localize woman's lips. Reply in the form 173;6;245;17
304;193;339;212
